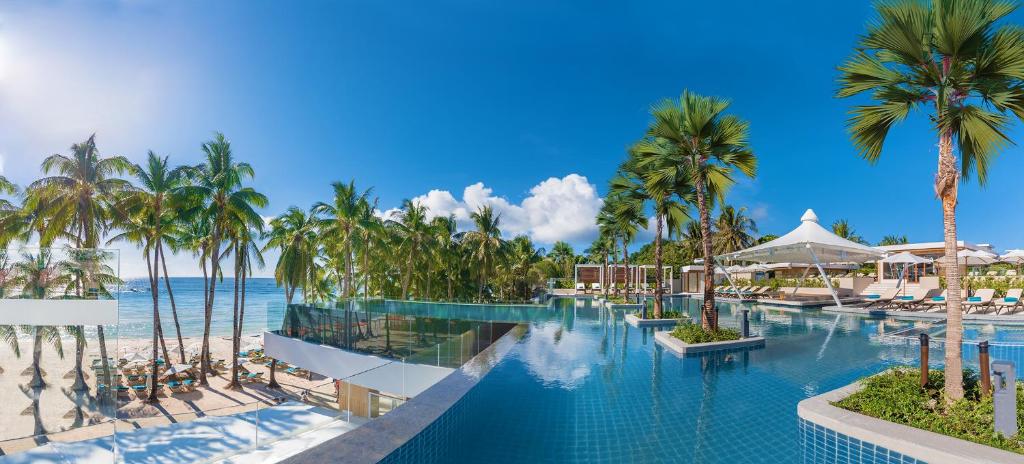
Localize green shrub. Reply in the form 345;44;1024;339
670;321;741;344
835;368;1024;454
634;309;687;319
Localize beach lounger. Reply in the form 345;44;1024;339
244;372;264;383
285;367;308;377
963;289;996;314
862;288;899;308
591;283;602;293
890;288;934;310
993;289;1024;315
575;282;587;294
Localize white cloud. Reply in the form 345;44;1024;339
388;174;603;246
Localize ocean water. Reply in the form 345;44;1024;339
114;277;287;339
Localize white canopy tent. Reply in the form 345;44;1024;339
718;209;885;307
1000;249;1024;264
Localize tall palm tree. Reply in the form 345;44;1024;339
713;205;757;254
837;0;1024;400
181;132;268;385
225;222;264;389
878;234;910;246
547;241;577;279
644;91;757;330
830;219;867;245
314;181;371;298
28;135;132;391
614;145;692;317
505;235;543;300
12;251;69;388
598;196;645;301
389;200;431;299
463;206;505;301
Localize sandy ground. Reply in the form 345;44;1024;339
0;333;340;456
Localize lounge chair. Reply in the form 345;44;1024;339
890;288;934;310
243;372;264;383
993;289;1024;315
862;288;899;308
591;283;602;293
963;289;996;314
285;367;308;377
575;282;587;294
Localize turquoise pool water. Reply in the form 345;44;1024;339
391;297;978;463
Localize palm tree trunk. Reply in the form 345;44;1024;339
694;168;717;331
160;246;187;364
401;248;416;299
96;326;111;399
147;243;161;403
603;249;610;299
653;211;665;318
937;131;964;401
201;235;220;386
622;238;631;302
29;328;44;388
344;236;353;298
71;334;87;391
228;245;242;389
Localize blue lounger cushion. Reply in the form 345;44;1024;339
968;296;982;302
932;297;945;302
1006;297;1019;303
865;294;880;299
900;296;915;301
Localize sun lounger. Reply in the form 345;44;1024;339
244;372;264;382
890;288;935;310
285;367;308;377
575;282;587;294
591;283;602;293
863;288;899;308
963;289;996;314
993;289;1024;315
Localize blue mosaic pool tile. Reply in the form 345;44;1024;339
798;418;927;464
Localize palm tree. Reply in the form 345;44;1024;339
756;233;779;245
389;200;431;299
505;235;543;300
11;251;69;388
644;91;757;330
181;132;268;385
547;241;577;279
614;144;692;317
879;234;910;246
837;0;1024;400
57;249;120;391
430;215;460;301
28;135;132;391
225;221;264;389
263;206;318;388
830;219;867;245
314;181;371;298
598;196;645;302
713;205;757;254
463;206;504;301
585;231;617;298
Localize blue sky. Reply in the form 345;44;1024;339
1;1;1023;277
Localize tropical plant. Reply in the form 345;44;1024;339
879;234;910;246
462;206;505;301
181;132;267;385
642;91;757;330
831;219;867;245
713;205;758;254
837;0;1024;401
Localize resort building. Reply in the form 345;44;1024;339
572;263;674;294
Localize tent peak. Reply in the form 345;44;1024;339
800;209;819;223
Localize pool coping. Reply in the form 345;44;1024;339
654;331;764;355
797;380;1024;464
279;324;526;464
624;313;686;327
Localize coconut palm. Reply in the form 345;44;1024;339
28;135;132;389
830;219;867;245
314;181;371;298
837;0;1024;400
463;206;505;301
225;222;265;389
265;206;319;304
879;234;910;246
644;91;757;330
11;251;69;388
713;205;758;254
505;235;544;300
389;200;431;299
429;215;460;301
547;241;577;279
181;132;268;385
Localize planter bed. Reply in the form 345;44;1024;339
654;331;764;355
797;378;1024;464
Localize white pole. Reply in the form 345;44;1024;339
714;258;742;299
793;266;811;296
808;247;842;307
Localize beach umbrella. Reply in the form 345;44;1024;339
1000;249;1024;264
123;351;149;364
160;364;193;378
958;249;997;266
882;252;933;295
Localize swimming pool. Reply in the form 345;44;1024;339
383;297;1004;463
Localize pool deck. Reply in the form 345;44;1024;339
679;292;863;308
822;304;1024;325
